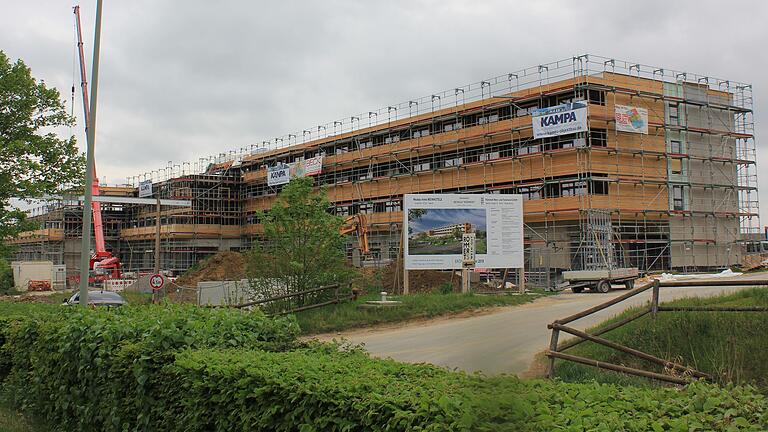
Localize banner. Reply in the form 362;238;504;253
267;165;291;186
614;105;648;134
404;194;523;270
138;180;153;198
531;101;588;139
303;155;323;176
268;156;323;186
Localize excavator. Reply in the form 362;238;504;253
74;6;121;282
340;214;370;259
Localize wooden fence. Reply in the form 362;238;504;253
546;278;768;384
233;283;357;315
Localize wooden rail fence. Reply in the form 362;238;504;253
233;283;357;315
546;278;768;384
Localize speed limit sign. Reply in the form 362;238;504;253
149;274;165;291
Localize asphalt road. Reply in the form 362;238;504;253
317;275;767;376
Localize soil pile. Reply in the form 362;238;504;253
175;251;247;287
378;262;487;294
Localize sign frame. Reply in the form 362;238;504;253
403;193;523;270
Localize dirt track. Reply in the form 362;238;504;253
312;275;766;376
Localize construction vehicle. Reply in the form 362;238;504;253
340;214;370;260
74;5;121;282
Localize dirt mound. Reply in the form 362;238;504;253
379;262;486;294
175;251;246;287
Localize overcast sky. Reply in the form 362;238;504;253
3;0;768;222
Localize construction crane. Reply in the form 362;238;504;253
340;214;370;257
74;5;121;281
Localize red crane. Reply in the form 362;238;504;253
74;5;121;280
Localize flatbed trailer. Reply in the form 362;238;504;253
560;268;640;293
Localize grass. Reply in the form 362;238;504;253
553;287;768;391
295;291;544;335
0;400;48;432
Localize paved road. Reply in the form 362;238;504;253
316;275;766;376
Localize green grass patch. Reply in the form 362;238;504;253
0;400;48;432
554;288;768;390
295;292;542;334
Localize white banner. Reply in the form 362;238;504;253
138;180;153;198
267;165;291;186
615;104;648;134
404;194;523;270
531;101;588;139
303;155;323;176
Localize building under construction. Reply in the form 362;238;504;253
12;55;762;289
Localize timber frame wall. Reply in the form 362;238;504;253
15;55;761;287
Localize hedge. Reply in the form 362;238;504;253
154;346;524;431
2;305;768;431
0;305;299;431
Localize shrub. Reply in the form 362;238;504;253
156;346;527;432
0;304;299;431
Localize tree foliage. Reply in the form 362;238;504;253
246;177;356;309
0;51;84;289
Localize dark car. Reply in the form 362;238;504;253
63;290;128;307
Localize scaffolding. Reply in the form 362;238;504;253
15;55;761;288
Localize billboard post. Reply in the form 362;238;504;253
404;193;523;293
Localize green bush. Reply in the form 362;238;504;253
0;259;13;295
3;302;768;431
0;304;299;431
155;346;524;431
150;348;768;431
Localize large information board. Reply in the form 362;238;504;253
404;194;523;270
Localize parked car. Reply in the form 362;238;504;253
62;290;127;307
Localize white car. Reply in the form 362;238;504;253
63;290;128;307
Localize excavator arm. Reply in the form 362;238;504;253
340;214;370;255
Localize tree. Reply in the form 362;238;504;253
245;177;356;311
0;51;85;291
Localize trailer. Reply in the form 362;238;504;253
560;268;640;293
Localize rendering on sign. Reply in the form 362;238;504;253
267;165;291;186
531;101;588;139
404;194;524;270
614;104;649;134
138;180;153;198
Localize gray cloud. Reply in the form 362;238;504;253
3;0;768;222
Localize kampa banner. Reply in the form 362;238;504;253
267;165;291;186
531;101;588;139
615;104;648;134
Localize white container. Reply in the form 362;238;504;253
11;261;54;291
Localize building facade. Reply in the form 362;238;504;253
13;55;761;288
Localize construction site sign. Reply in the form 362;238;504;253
615;104;648;134
267;165;291;186
404;194;523;270
138;180;153;198
531;101;588;139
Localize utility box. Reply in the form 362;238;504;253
52;265;67;290
11;261;54;292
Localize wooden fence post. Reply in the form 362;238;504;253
546;326;560;378
651;280;660;319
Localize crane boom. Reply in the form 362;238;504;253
74;5;119;279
